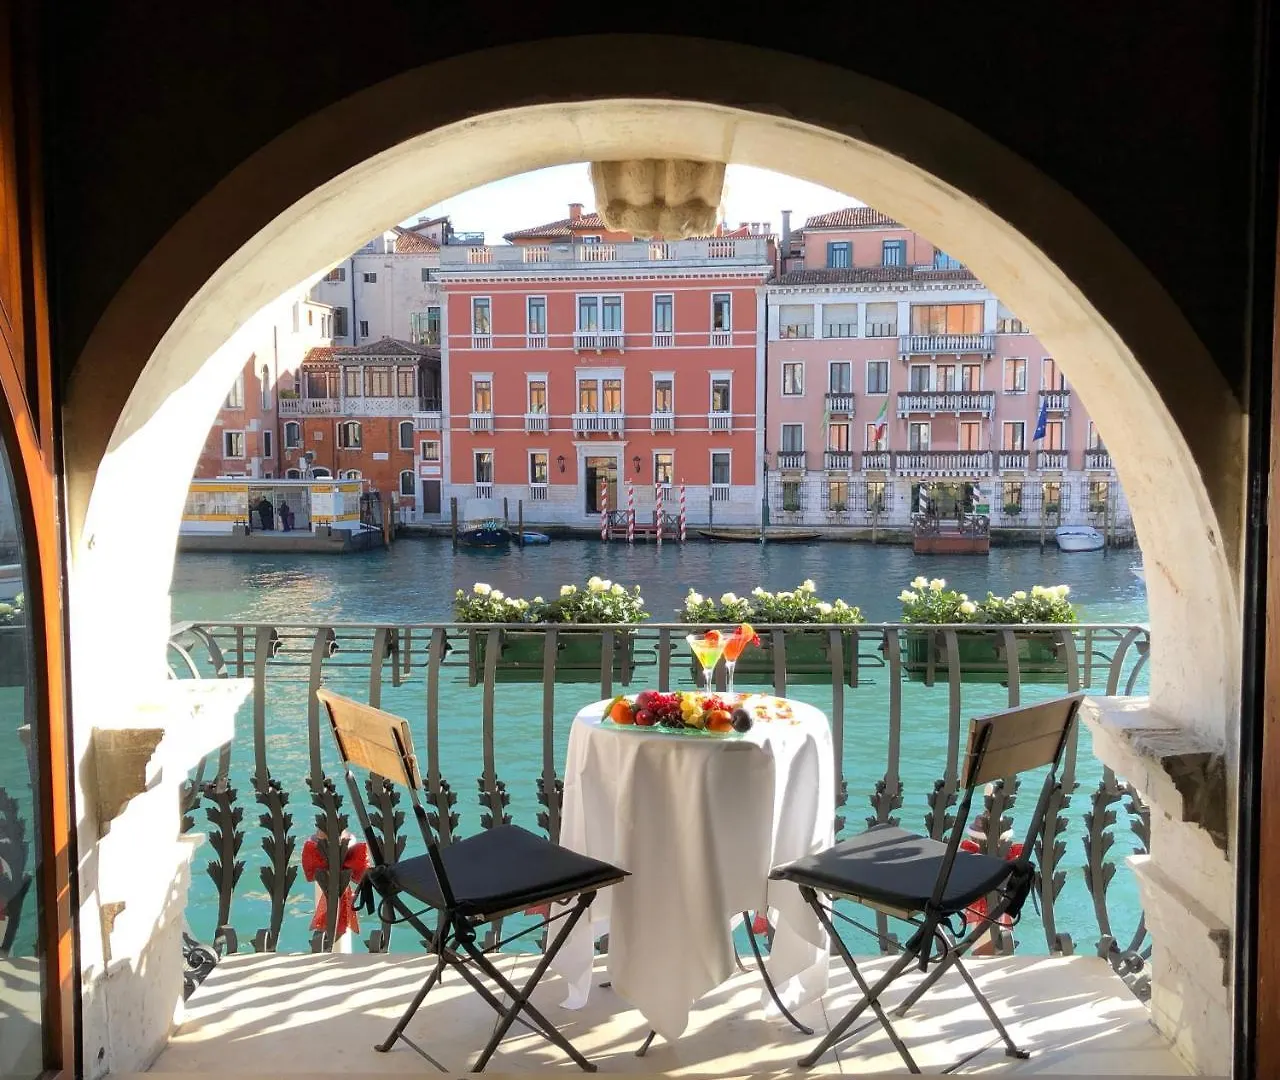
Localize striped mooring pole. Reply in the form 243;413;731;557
626;479;635;545
600;479;608;542
655;483;664;548
678;481;687;544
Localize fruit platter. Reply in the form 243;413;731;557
602;689;797;737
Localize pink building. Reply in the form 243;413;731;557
431;206;775;525
765;208;1125;530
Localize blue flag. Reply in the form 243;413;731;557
1033;397;1049;441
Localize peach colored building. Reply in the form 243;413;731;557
765;208;1127;531
430;205;775;525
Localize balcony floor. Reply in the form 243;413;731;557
145;951;1186;1076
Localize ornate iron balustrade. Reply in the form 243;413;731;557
166;619;1152;1002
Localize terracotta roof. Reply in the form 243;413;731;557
303;338;438;365
802;207;902;230
392;226;440;253
503;212;607;240
772;266;978;286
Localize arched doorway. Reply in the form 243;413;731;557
59;39;1242;1075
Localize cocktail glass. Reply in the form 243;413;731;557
721;624;759;695
686;632;726;692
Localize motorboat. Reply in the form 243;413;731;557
1055;525;1105;552
458;520;510;549
518;530;551;545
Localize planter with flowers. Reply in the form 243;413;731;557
899;577;1075;684
681;580;863;686
456;578;646;685
0;592;25;687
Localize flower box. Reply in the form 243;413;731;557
902;629;1070;685
693;628;858;687
467;629;634;686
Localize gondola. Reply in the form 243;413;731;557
698;529;821;543
458;519;511;549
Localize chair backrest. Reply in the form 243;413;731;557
316;688;422;790
962;692;1083;791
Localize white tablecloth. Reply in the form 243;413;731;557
550;697;835;1041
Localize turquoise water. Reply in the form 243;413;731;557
170;538;1149;957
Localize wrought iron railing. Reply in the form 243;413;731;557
166;620;1152;1001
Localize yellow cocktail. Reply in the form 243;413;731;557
686;631;726;691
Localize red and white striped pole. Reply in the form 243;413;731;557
679;481;687;544
600;478;608;542
626;479;635;545
655;483;664;548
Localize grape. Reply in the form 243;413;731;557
731;708;753;733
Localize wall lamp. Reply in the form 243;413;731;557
632;455;642;474
557;455;566;473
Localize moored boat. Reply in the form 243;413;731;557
698;529;821;543
1055;525;1105;552
518;530;551;545
458;520;510;549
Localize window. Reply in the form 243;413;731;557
867;480;888;513
527;296;547;335
710;376;731;412
936;364;959;391
332;306;349;337
473;378;492;413
602;378;622;413
285;468;302;479
529;452;548;485
399;420;414;450
400;470;415;496
866;360;889;394
909;364;931;392
474;451;493;483
343;368;361;397
932;250;962;269
829;362;852;394
653;377;673;413
712;293;732;331
341;469;361;480
1043;420;1065;450
1042;357;1065;390
421;439;441;461
997;303;1028;334
1043;481;1063;512
1003;358;1028;392
358;320;369;338
827;422;851;451
421;267;434;283
826;241;851;268
576;293;622;332
578;296;598;331
782;362;804;396
782;481;802;512
260;365;270;409
472;297;492;335
396;368;416;397
881;239;906;266
284;421;301;448
1003;481;1024;512
828;478;850;511
409;305;441;345
527;378;547;414
262;430;273;458
324;267;346;282
781;423;804;452
711;451;731;485
224;373;244;409
961;364;982;391
654;452;674;486
865;423;888;451
865;302;898;337
601;295;622;331
654;294;674;333
580;235;601;244
311;466;331;478
363;272;377;283
1003;421;1026;451
578;379;599;412
908;422;931;451
222;430;245;458
365;366;392;396
959;421;981;451
1088;422;1105;451
337;421;362;449
1089;479;1111;513
910;303;983;335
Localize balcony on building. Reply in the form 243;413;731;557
524;411;549;433
468;411;494;433
862;450;891;471
896;390;995;418
473;481;493;499
775;450;807;471
897;332;996;358
573;331;626;353
1038;449;1069;471
824;392;856;415
894;450;994;476
572;411;625;435
528;482;549;501
824;450;854;471
999;450;1030;471
1086;448;1113;470
707;410;733;432
1039;388;1072;412
414;398;443;431
650;411;675;433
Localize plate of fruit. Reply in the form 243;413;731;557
602;689;756;736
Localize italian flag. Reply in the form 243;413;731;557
872;398;888;443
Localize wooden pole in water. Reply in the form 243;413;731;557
503;496;509;530
518;500;524;548
451;497;458;552
708;493;714;531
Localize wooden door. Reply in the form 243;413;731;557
0;5;75;1077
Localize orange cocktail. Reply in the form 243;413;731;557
722;623;760;694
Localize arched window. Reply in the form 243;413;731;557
341;469;361;480
310;466;331;478
284;421;301;448
399;419;414;450
337;420;362;448
399;470;415;497
285;468;302;479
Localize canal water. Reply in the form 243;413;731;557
171;538;1148;957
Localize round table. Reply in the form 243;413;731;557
549;695;836;1042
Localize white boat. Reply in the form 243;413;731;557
1055;525;1105;552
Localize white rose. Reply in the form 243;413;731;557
560;584;575;596
533;596;544;604
1031;584;1046;596
817;602;834;615
1055;584;1071;597
911;575;929;589
634;597;644;607
778;591;793;600
1012;590;1027;600
720;592;738;605
473;583;491;596
490;589;504;601
959;593;968;601
930;578;946;591
752;586;767;597
959;601;978;616
589;577;608;594
611;583;625;595
800;579;816;592
899;590;917;603
688;592;704;605
834;598;849;609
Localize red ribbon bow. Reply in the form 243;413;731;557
302;834;370;939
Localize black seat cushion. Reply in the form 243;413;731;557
772;824;1017;915
384;825;625;919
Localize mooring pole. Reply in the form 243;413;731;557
518;500;524;548
451;497;458;552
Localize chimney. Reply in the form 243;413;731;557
781;210;792;254
569;202;583;221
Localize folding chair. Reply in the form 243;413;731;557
316;689;627;1073
771;692;1083;1073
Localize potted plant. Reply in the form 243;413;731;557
681;580;863;686
1003;502;1023;515
899;577;1075;684
456;577;646;685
